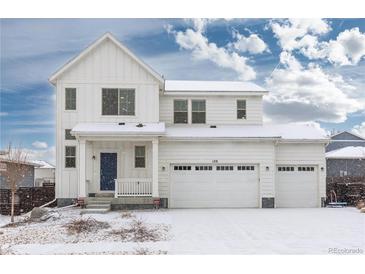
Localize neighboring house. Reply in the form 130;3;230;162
33;160;55;186
326;146;365;177
49;32;328;209
0;158;39;189
326;131;365;152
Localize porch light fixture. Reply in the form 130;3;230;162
321;167;324;171
92;155;96;160
162;166;166;171
266;166;270;171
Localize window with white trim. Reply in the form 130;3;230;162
134;146;146;168
192;100;206;124
174;100;188;124
65;88;76;110
102;88;135;116
237;100;246;119
65;146;76;168
65;129;76;140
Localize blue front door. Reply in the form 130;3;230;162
100;153;117;191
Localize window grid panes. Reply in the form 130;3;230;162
102;88;135;116
192;100;206;124
135;146;146;168
237;100;246;119
65;146;76;168
174;100;188;124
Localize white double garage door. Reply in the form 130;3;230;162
170;164;318;208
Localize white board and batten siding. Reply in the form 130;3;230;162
158;141;276;207
55;38;160;198
159;95;263;125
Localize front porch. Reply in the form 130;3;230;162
72;122;165;204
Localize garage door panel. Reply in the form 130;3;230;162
276;166;318;208
171;164;259;208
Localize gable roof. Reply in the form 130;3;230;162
32;160;55;169
165;80;268;93
49;32;164;85
326;146;365;159
330;131;365;141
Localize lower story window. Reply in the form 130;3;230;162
65;146;76;168
135;146;146;168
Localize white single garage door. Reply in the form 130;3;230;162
170;164;259;208
276;165;318;208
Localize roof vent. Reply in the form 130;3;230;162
210;125;217;128
118;122;125;125
136;123;144;128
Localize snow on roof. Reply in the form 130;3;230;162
32;160;55;169
72;122;166;136
326;146;365;159
165;123;328;140
0;155;41;167
165;80;267;92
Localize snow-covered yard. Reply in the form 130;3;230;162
0;207;364;254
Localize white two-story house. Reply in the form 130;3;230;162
49;33;328;209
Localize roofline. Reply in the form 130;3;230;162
163;91;268;96
0;159;41;167
326;156;365;159
330;130;365;140
49;32;164;85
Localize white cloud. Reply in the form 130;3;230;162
265;53;364;123
270;18;331;51
25;146;56;165
302;28;365;66
167;19;256;81
232;33;268;54
32;141;48;149
352;122;365;138
270;19;365;66
0;112;9;116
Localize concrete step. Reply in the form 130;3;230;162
86;200;113;204
86;204;111;209
94;193;114;198
81;208;110;214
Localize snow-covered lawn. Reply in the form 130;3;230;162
0;207;364;254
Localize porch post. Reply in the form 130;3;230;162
152;138;159;198
78;139;86;198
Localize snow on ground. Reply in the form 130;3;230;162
0;207;364;254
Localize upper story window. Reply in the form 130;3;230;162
65;88;76;110
174;99;188;124
135;146;146;168
237;99;246;119
102;88;135;116
192;100;206;124
65;129;76;140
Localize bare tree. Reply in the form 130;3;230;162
0;143;30;222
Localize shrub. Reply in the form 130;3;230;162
64;217;110;234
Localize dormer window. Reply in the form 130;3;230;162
174;99;188;124
102;88;135;116
237;100;246;119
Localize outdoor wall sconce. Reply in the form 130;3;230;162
162;166;166;171
92;155;96;160
321;167;324;171
266;166;270;171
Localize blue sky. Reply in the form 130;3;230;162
1;18;365;163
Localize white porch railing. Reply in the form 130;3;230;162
114;178;152;198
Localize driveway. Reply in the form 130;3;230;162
164;208;365;254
